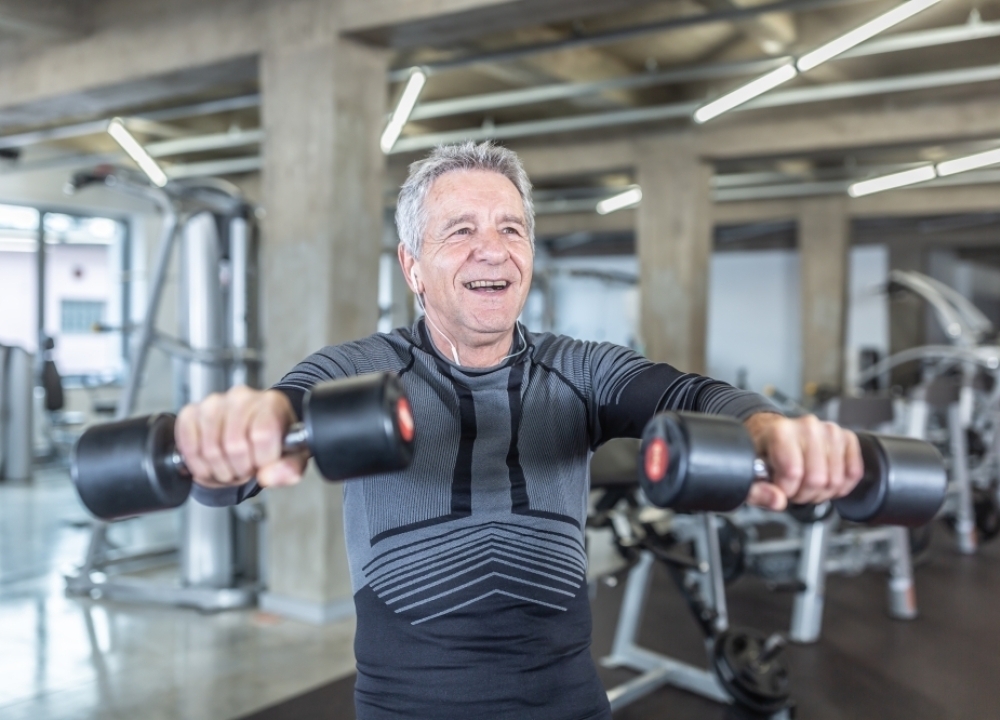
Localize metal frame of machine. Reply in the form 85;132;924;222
64;167;264;611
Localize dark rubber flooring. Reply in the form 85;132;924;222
238;526;1000;720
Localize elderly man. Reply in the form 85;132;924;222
180;141;862;720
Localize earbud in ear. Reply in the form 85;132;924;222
410;269;420;293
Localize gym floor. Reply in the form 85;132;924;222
0;469;356;720
2;471;997;720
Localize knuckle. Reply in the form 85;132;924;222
229;384;252;398
201;442;224;463
250;423;280;448
223;435;248;458
177;404;196;424
775;418;797;439
803;469;827;489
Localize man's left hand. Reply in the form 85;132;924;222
742;413;865;511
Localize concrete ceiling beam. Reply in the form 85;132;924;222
0;0;87;38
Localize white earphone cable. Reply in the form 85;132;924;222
412;270;527;367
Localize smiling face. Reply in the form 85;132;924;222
400;169;533;356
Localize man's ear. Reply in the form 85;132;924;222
398;245;419;293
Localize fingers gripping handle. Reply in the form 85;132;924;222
165;422;311;477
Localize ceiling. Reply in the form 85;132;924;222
0;0;998;224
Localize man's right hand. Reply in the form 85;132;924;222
175;386;308;490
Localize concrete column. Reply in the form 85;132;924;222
636;135;713;371
798;197;849;398
258;9;388;622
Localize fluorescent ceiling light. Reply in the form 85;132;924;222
797;0;942;72
107;117;168;187
846;143;1000;197
848;165;937;197
596;186;642;214
693;64;797;124
380;69;427;154
693;0;940;123
936;147;1000;176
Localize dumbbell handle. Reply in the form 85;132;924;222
165;422;311;477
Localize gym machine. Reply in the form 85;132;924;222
729;503;918;642
593;410;946;717
855;269;1000;553
63;166;270;610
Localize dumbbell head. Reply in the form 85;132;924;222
638;411;756;513
833;432;946;526
304;372;415;481
72;413;189;521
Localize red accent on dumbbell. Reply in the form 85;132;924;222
397;397;415;443
645;437;668;482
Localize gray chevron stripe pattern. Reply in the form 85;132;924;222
366;520;587;625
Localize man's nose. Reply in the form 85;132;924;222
473;228;509;262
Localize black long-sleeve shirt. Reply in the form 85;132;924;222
193;320;776;720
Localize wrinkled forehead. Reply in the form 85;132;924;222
423;168;526;219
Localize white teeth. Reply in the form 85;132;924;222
465;280;509;290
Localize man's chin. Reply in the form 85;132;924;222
461;314;521;337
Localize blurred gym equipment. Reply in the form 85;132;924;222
64;166;267;611
588;452;794;719
855;270;1000;554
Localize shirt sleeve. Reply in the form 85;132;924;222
589;343;780;446
190;346;359;508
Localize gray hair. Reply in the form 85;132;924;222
395;141;535;258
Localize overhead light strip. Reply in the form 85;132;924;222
848;165;937;197
694;64;798;124
936;147;1000;176
694;0;942;123
106;117;168;187
596;186;642;214
796;0;942;71
380;69;427;154
848;145;1000;196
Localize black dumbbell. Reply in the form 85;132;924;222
72;372;415;520
637;411;946;526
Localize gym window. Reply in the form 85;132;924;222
60;300;106;334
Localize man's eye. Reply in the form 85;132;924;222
453;227;472;236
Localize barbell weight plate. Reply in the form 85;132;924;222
638;411;756;513
305;372;415;481
712;628;791;714
72;413;189;520
833;432;947;526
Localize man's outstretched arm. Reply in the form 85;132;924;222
588;344;863;511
